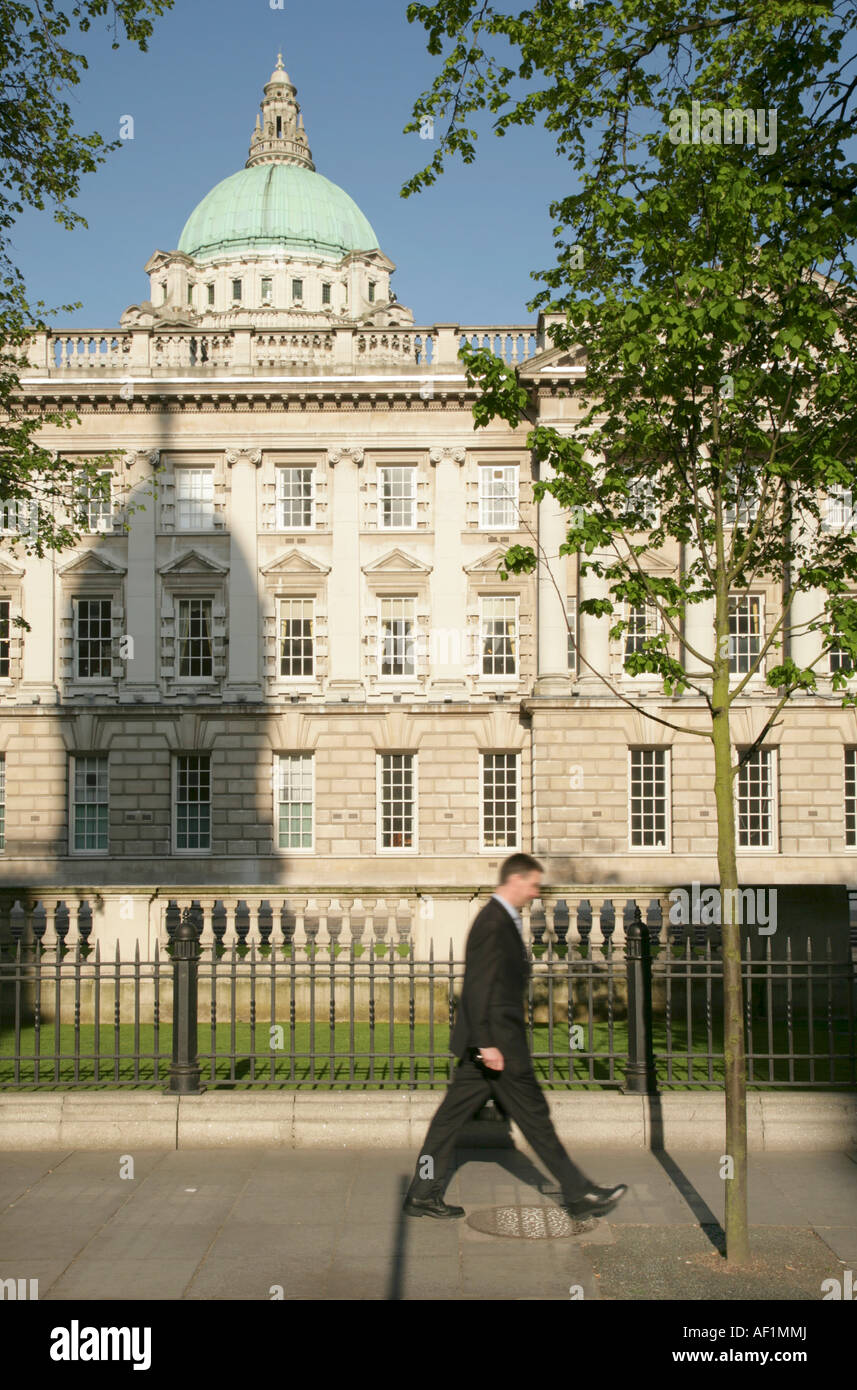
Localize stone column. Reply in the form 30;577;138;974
225;448;263;700
19;450;58;703
534;460;572;694
428;446;467;693
327;447;364;697
575;550;611;690
122;450;160;701
788;514;825;673
682;541;716;682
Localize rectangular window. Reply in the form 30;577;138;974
0;599;9;678
379;466;416;528
625;600;660;658
845;748;857;847
830;640;855;675
277;467;314;529
567;596;577;671
72;754;108;852
0;499;30;534
176;468;215;529
261;277;273;304
276;753;313;850
76;470;113;533
232;279;242;301
279;598;314;677
629;748;668;849
368;281;376;302
207;284;215;306
0;755;5;851
187;284;194;306
75;598;112;679
379;753;414;849
825;485;853;530
322;283;331;305
380;597;415;676
177;598;213;678
481;753;518;849
292;278;303;301
729;594;762;675
478;465;519;529
723;469;760;526
624;478;659;527
175;754;211;852
737;747;775;849
481;596;517;676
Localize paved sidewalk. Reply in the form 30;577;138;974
0;1146;855;1300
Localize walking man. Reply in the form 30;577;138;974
403;853;628;1220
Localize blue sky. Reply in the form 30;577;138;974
10;0;561;330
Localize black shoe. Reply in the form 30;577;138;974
563;1183;627;1218
403;1185;465;1220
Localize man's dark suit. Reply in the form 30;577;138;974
408;894;593;1201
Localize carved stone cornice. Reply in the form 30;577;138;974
327;447;364;467
225;448;262;467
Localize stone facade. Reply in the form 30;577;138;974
2;57;856;949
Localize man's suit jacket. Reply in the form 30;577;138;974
450;896;532;1069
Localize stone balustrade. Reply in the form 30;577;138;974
23;323;545;378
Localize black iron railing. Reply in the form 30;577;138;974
0;899;854;1091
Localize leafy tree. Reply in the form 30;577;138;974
0;1;172;618
403;0;857;1264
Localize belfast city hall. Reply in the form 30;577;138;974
2;54;855;954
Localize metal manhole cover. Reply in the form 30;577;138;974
466;1205;598;1239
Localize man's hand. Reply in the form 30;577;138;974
477;1047;504;1071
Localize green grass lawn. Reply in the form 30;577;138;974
1;1019;853;1089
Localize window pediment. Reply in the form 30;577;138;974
158;550;229;580
261;549;331;577
57;552;127;579
363;549;432;590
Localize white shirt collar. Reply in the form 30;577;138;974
492;891;523;934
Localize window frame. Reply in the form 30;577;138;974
277;596;316;680
274;752;314;853
175;467;216;531
478;464;519;530
276;466;315;531
175;595;215;682
728;593;763;677
172;752;212;855
479;593;519;681
377;752;418;853
479;751;520;852
73;596;113;681
75;468;114;534
378;596;416;678
69;752;109;855
628;746;671;852
377;465;417;530
845;747;857;849
735;745;779;852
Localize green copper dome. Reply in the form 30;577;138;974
178;163;379;262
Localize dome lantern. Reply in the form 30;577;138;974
247;51;314;171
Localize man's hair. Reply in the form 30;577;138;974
498;853;543;883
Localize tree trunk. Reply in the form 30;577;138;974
711;653;750;1265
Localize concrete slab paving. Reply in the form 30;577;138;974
0;1145;854;1300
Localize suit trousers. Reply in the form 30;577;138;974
409;1050;593;1201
